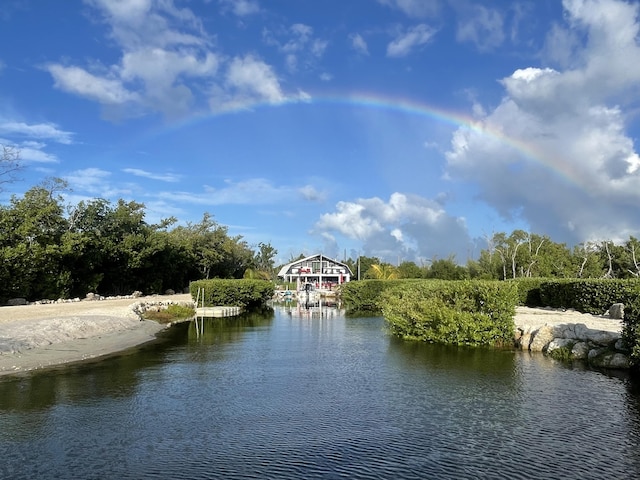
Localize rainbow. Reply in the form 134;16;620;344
147;90;579;186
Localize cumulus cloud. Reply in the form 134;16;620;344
46;0;302;119
445;0;640;246
387;24;437;57
315;193;472;262
209;55;286;111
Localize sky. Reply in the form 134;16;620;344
2;0;640;266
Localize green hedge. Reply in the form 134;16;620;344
380;280;518;347
340;279;425;314
189;279;274;309
510;278;545;306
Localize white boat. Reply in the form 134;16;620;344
298;282;321;305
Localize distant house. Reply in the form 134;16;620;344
277;254;353;289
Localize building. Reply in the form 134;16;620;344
277;254;353;289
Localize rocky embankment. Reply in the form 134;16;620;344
514;306;628;369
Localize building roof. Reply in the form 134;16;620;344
277;254;353;277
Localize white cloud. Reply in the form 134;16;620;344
387;24;437;57
0;121;74;144
349;33;369;55
210;54;286;111
456;5;505;51
46;1;219;118
315;193;472;262
47;64;138;106
156;178;314;206
263;23;328;73
123;168;181;182
445;0;640;246
64;167;112;194
219;0;260;16
298;185;326;202
377;0;440;19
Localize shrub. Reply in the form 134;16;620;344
143;304;196;323
189;279;274;309
380;280;518;347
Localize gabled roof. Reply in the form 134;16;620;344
277;254;353;277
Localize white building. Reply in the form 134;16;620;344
277;254;352;289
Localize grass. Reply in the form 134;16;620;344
142;304;196;324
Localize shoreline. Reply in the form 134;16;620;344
0;298;624;377
0;294;192;376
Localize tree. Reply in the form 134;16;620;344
396;260;425;279
0;144;22;193
427;256;468;280
366;263;399;280
251;242;278;279
0;181;68;300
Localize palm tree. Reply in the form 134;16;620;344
368;263;399;280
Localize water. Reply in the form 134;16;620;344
1;304;640;479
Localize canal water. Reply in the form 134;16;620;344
1;304;640;479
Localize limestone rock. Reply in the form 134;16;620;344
529;325;555;352
571;342;590;359
607;303;624;320
588;349;630;369
546;338;574;353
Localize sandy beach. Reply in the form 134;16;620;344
0;294;192;376
0;296;623;376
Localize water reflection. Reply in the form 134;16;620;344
1;309;640;479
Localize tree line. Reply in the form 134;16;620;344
0;180;277;303
345;230;640;281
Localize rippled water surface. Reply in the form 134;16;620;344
2;304;640;479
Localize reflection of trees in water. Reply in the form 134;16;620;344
0;325;187;415
187;307;274;345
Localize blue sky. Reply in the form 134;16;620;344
2;0;640;265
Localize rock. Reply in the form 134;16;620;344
132;291;143;298
607;303;624;320
615;338;627;351
85;292;97;301
165;289;175;295
529;325;556;352
547;338;574;353
6;298;27;306
571;342;590;359
588;348;630;369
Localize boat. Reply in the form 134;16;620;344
298;282;321;305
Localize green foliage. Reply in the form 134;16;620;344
511;278;546;306
142;304;196;323
547;343;576;362
190;279;274;309
427;257;469;280
340;279;396;314
380;280;519;347
0;185;257;303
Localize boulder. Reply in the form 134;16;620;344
607;303;624;320
546;338;574;353
529;325;556;352
571;342;590;359
588;349;630;369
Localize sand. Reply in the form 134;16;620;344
0;296;623;376
0;294;192;376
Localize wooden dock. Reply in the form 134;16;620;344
195;306;242;317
